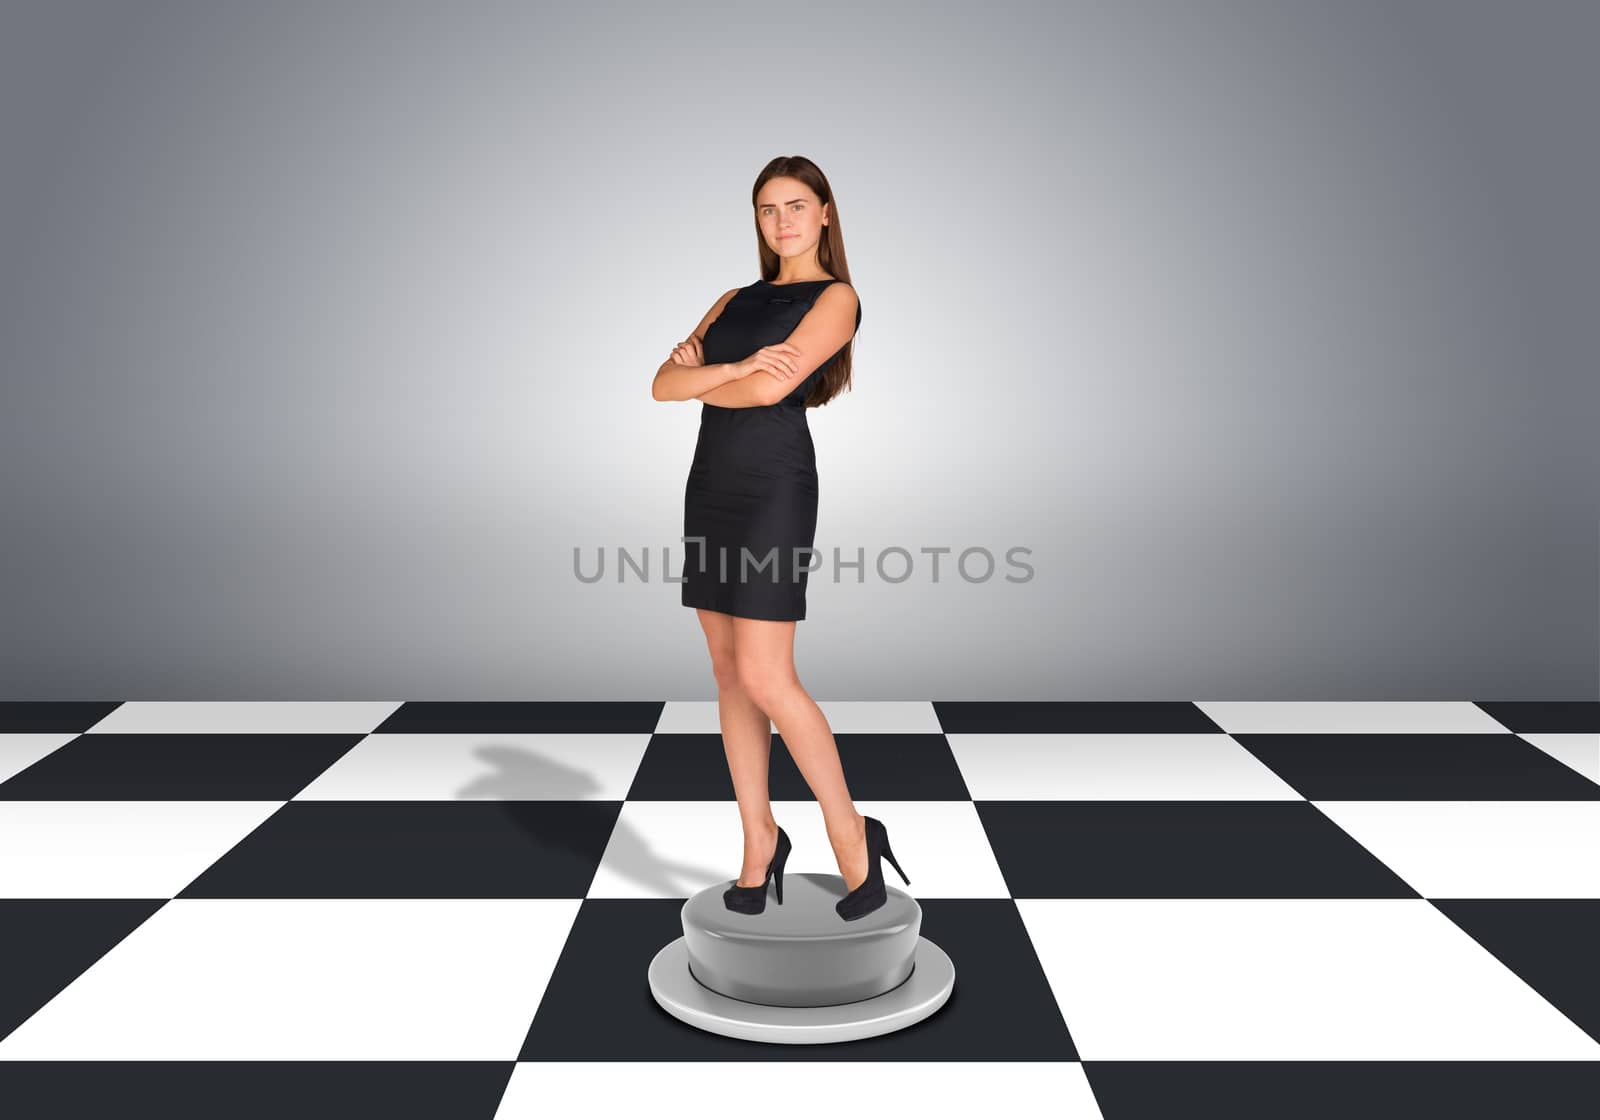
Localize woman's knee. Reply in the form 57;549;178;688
703;636;738;686
735;658;792;707
710;653;742;692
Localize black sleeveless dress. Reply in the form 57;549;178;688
682;278;861;621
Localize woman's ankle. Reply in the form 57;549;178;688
826;811;865;846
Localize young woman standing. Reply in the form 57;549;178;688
651;156;908;921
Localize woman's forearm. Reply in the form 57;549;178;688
695;371;781;408
652;360;741;401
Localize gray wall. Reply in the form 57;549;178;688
2;1;1595;700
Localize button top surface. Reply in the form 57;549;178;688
684;873;918;941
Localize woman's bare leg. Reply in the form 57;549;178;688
731;616;869;892
697;608;780;887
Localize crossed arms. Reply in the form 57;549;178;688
650;282;859;408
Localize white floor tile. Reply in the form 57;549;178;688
293;732;650;800
1196;702;1505;735
1312;800;1600;898
1019;896;1600;1060
495;1059;1102;1118
88;702;403;734
947;733;1303;800
0;897;576;1060
0;800;286;898
588;800;1007;899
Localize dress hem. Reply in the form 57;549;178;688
681;598;806;622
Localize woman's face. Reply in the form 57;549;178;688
756;177;828;261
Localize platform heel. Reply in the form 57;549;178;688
723;824;791;916
836;816;909;922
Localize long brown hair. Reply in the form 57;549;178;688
752;156;857;408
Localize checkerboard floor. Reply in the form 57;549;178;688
1;700;1597;1118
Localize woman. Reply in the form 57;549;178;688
651;156;909;922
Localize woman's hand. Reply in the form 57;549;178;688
735;343;802;384
669;336;705;367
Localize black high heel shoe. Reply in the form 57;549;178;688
723;824;791;915
836;815;910;922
